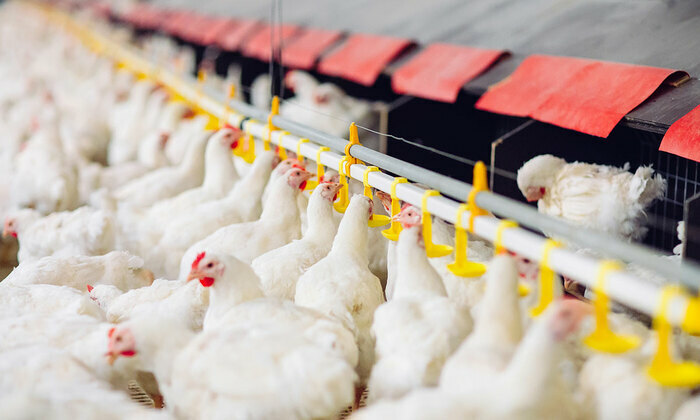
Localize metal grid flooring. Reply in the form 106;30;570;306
128;381;369;418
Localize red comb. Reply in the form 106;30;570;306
191;252;206;270
400;203;413;212
87;285;93;292
108;327;115;338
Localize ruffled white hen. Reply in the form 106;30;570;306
517;154;666;242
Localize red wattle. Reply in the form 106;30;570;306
231;140;239;150
87;285;94;292
10;232;17;238
299;180;307;190
199;277;215;287
120;350;136;357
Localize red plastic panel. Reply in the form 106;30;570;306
283;29;343;70
160;10;191;37
201;19;237;46
217;20;262;52
659;105;700;163
241;24;302;61
476;55;684;138
392;43;505;103
318;34;412;86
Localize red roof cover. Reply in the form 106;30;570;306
241;24;302;61
475;55;685;138
659;104;700;163
216;20;262;52
282;28;343;70
392;43;505;103
318;34;412;86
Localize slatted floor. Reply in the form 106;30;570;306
128;380;369;417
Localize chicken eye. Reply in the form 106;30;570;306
116;336;122;342
206;263;213;268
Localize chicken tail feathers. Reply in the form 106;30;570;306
629;166;666;208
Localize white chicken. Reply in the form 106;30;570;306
439;255;524;391
143;127;243;227
112;127;211;208
177;167;311;278
517;154;666;242
352;299;590;420
109;250;358;419
368;208;472;402
1;251;152;291
252;181;341;300
4;206;116;262
152;151;277;279
296;194;386;399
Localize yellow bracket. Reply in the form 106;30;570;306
494;220;518;255
381;177;408;241
334;157;350;213
241;133;256;164
296;139;316;191
296;138;309;165
315;147;330;184
363;167;391;227
277;131;290;160
529;239;563;317
223;83;236;132
493;219;529;296
467;162;489;233
683;297;700;335
204;113;220;130
447;204;487;277
344;123;360;175
584;260;640;353
264;96;280;151
421;190;454;258
647;285;700;387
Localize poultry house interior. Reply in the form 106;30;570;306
1;0;700;419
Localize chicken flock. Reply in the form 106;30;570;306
0;3;697;420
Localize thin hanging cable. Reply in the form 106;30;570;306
276;0;285;98
268;0;275;99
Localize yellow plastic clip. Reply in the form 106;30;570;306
204;113;220;130
223;83;236;131
421;190;454;258
646;285;700;387
467;162;490;233
334;157;350;213
315;147;330;184
494;220;518;255
447;204;488;277
241;133;256;164
277;131;290;160
363;167;391;227
493;219;529;296
529;240;563;317
296;139;316;191
381;177;408;241
264;96;280;151
344;123;360;175
584;260;640;353
296;138;309;164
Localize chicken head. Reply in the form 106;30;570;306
286;168;313;190
106;326;137;365
319;182;342;202
393;204;421;229
516;154;567;202
186;251;223;287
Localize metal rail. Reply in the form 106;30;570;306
41;6;700;331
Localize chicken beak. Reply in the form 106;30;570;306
105;352;118;366
391;213;402;222
525;186;544;202
186;270;204;282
